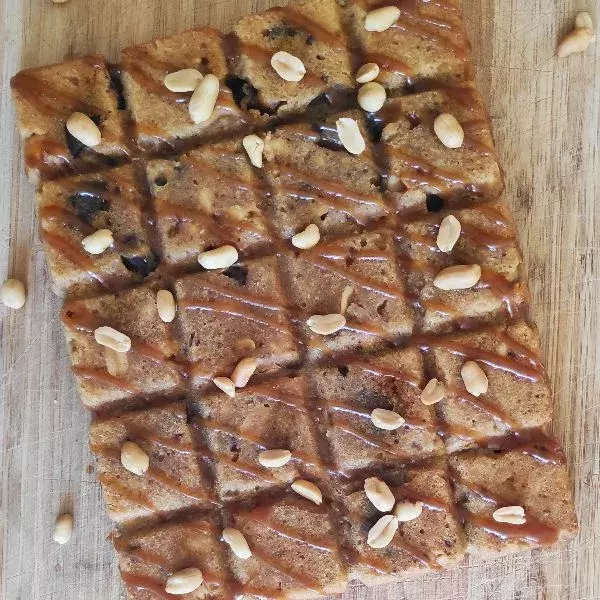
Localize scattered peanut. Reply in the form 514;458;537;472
291;479;322;505
364;6;400;32
436;215;461;252
242;134;264;168
0;278;26;309
165;568;204;595
82;228;113;255
271;51;306;82
258;449;292;468
291;223;320;249
306;313;346;335
340;285;354;314
120;441;150;476
433;264;481;290
370;408;405;430
575;12;595;42
492;505;526;525
164;68;203;92
198;245;238;269
367;514;398;548
53;513;74;544
336;117;366;155
355;62;380;83
104;346;129;376
434;113;464;149
222;528;252;559
66;112;101;147
156;289;176;323
94;326;131;353
557;26;594;57
394;500;424;522
357;81;386;112
461;360;488;397
213;376;236;397
364;477;395;512
189;74;220;124
420;378;445;405
231;357;258;388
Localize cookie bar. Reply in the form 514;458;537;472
340;458;466;585
89;402;215;526
121;27;253;152
11;56;128;183
278;231;414;360
309;347;444;474
378;90;503;212
224;494;347;598
146;138;272;272
228;0;353;116
341;0;473;91
115;514;230;600
37;165;156;298
421;322;553;452
174;257;300;384
448;441;578;556
396;201;528;333
263;114;388;239
191;375;323;502
61;285;184;410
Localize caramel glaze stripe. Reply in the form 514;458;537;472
243;503;337;553
155;200;272;244
72;366;141;394
411;335;544;382
25;139;74;179
447;386;517;428
449;470;559;545
200;417;325;472
266;6;347;50
237;382;310;414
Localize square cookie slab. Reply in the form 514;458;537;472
341;0;473;91
11;56;128;183
396;201;528;333
61;285;184;411
224;494;347;598
278;231;414;360
308;348;443;475
263;115;389;239
379;90;503;212
229;0;353;116
90;402;215;526
116;514;230;600
121;27;253;152
419;322;553;452
37;165;156;298
449;441;578;557
340;458;466;585
175;257;300;384
147;139;272;272
191;375;323;502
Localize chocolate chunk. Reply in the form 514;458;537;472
223;264;248;286
121;252;159;278
224;76;260;111
337;365;349;377
264;25;302;40
426;194;445;212
68;183;110;224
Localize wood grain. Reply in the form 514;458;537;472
0;1;598;599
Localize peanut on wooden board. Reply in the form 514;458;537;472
0;278;26;309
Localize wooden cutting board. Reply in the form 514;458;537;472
1;1;598;598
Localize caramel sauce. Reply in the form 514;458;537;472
25;138;74;178
120;573;174;598
242;383;310;413
100;473;157;509
245;504;337;553
267;6;347;50
73;366;141;394
478;268;522;319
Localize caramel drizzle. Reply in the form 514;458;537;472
341;358;422;388
244;504;337;553
450;471;559;545
155;200;271;244
448;386;517;428
267;6;347;49
73;366;141;394
25;138;74;178
40;230;108;288
412;335;544;382
269;163;388;225
242;383;310;414
201;418;324;471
